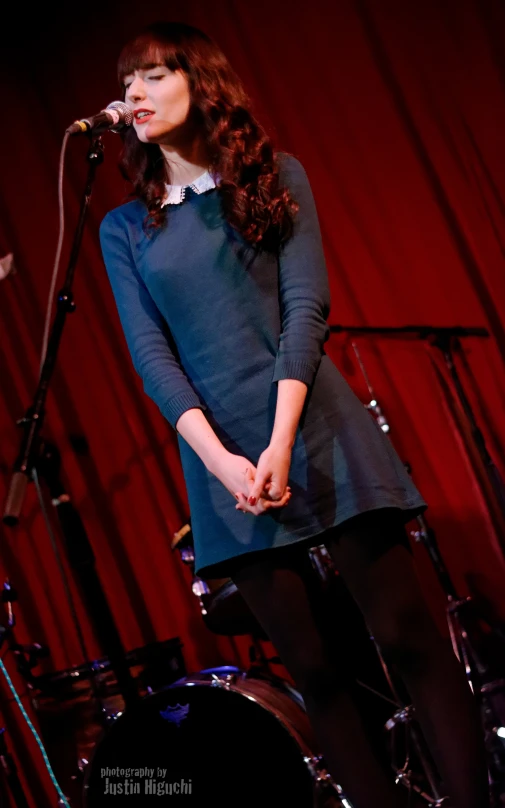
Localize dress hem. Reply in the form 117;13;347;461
194;495;427;579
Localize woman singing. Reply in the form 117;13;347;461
99;21;489;808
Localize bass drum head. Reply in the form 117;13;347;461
83;671;318;807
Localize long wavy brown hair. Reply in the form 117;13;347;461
116;21;299;252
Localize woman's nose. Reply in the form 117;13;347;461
127;78;146;102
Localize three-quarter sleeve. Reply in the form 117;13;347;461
99;211;206;429
271;155;331;387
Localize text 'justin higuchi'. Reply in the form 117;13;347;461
101;769;192;796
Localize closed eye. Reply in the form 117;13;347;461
123;74;166;90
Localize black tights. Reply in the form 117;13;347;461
230;508;489;808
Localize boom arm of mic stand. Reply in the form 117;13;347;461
329;324;490;339
2;136;104;526
330;324;505;549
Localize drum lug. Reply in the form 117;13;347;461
304;755;346;804
210;672;236;689
304;752;328;779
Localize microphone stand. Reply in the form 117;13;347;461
332;324;505;803
2;134;139;712
330;324;505;551
3;134;104;525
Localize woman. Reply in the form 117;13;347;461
99;21;489;808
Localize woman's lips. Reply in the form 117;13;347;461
134;110;155;124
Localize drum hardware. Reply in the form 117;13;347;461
303;754;352;807
308;544;337;587
346;332;505;804
410;517;505;804
19;636;186;808
172;523;287;678
3;433;141;719
383;702;445;805
310;543;448;805
0;583;73;807
0;726;31;808
81;665;345;807
172;522;275;644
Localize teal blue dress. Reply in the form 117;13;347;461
99;152;426;577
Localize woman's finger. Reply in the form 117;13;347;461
251;491;291;514
260;491;291;511
235;490;292;516
260;483;291;501
235;492;251;513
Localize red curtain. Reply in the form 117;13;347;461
1;0;505;804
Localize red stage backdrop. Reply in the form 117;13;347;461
1;0;505;804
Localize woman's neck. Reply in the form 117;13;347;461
159;134;210;186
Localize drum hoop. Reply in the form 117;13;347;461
170;673;317;766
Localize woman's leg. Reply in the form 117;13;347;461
230;546;407;808
324;507;490;808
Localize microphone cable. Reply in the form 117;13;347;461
39;130;70;377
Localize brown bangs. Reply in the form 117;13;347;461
117;37;182;89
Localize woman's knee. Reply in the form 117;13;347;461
370;594;442;672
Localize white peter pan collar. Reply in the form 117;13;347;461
161;169;217;206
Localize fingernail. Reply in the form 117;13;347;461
248;496;256;505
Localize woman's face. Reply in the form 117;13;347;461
123;64;191;144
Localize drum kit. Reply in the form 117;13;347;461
71;520;448;808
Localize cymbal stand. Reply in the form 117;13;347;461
330;324;505;550
409;514;505;802
345;332;505;803
371;640;447;805
430;329;505;529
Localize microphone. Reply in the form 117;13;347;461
66;100;133;135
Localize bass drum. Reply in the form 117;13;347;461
82;667;342;807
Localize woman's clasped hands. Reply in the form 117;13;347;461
213;444;292;516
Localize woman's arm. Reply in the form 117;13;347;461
271;153;331;388
245;156;330;509
100;211;207;429
246;379;306;506
176;408;290;511
270;379;308;449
